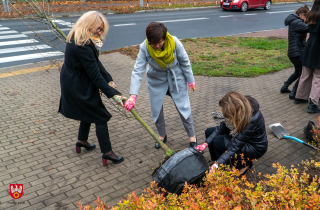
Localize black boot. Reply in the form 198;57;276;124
289;84;298;100
280;82;291;93
307;100;320;113
294;98;308;104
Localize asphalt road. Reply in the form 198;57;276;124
0;2;313;69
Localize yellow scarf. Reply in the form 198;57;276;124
146;32;175;69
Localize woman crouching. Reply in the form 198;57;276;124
196;92;268;175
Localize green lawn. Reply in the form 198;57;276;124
181;37;292;77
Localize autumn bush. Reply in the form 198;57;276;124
77;159;320;210
310;116;320;148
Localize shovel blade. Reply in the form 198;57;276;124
268;123;290;139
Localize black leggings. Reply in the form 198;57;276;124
286;56;303;87
78;122;111;153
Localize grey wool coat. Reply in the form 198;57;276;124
129;36;195;122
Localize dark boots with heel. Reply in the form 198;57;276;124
102;151;124;166
307;100;320;113
280;82;291;93
289;84;298;100
75;142;96;153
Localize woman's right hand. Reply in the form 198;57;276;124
124;95;137;111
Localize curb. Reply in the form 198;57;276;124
135;5;219;13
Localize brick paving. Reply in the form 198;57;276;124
1;30;320;209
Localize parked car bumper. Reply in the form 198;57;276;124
220;2;241;9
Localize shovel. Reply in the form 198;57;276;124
268;123;320;151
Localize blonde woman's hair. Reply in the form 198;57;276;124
219;91;252;133
66;11;109;46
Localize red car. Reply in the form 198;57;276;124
221;0;271;12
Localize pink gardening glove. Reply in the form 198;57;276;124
188;81;196;91
124;95;136;111
195;143;208;153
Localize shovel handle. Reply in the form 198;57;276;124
284;135;320;151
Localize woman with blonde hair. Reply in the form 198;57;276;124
196;92;268;175
59;11;125;166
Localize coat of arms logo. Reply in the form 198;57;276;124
10;184;23;199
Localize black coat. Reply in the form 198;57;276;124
285;14;308;58
301;16;320;69
205;99;268;165
59;40;120;123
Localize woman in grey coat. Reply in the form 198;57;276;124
124;22;197;149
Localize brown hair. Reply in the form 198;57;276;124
219;92;252;133
307;0;320;24
146;22;167;45
296;5;309;16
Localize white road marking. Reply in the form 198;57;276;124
114;23;136;26
0;51;64;64
0;45;51;55
158;18;209;23
21;28;70;34
0;30;18;35
0;27;10;30
52;20;73;27
244;13;257;15
0;34;27;40
220;15;234;18
0;39;38;46
267;10;294;14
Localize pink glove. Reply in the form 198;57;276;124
188;81;196;91
195;143;208;153
124;95;136;111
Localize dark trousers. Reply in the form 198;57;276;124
78;122;112;153
205;127;231;163
205;127;251;168
286;56;303;87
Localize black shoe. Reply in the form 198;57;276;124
289;84;298;100
280;82;291;93
189;137;197;148
102;152;124;166
75;142;96;153
294;99;308;104
307;101;320;113
155;135;167;149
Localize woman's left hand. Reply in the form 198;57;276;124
112;95;127;106
108;81;116;89
188;81;196;91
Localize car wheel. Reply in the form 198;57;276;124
222;8;228;11
241;2;248;12
264;0;271;10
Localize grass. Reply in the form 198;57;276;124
102;37;292;77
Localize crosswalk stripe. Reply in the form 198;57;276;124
0;27;10;30
22;28;70;34
0;30;18;35
0;39;38;47
0;45;51;55
0;51;64;64
0;34;27;40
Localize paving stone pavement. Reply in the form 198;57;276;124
1;42;320;209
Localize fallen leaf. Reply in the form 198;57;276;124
29;140;35;143
47;167;54;171
10;91;19;96
6;91;10;93
31;104;35;106
33;131;37;134
49;130;56;134
35;119;41;122
20;140;25;143
56;135;60;137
